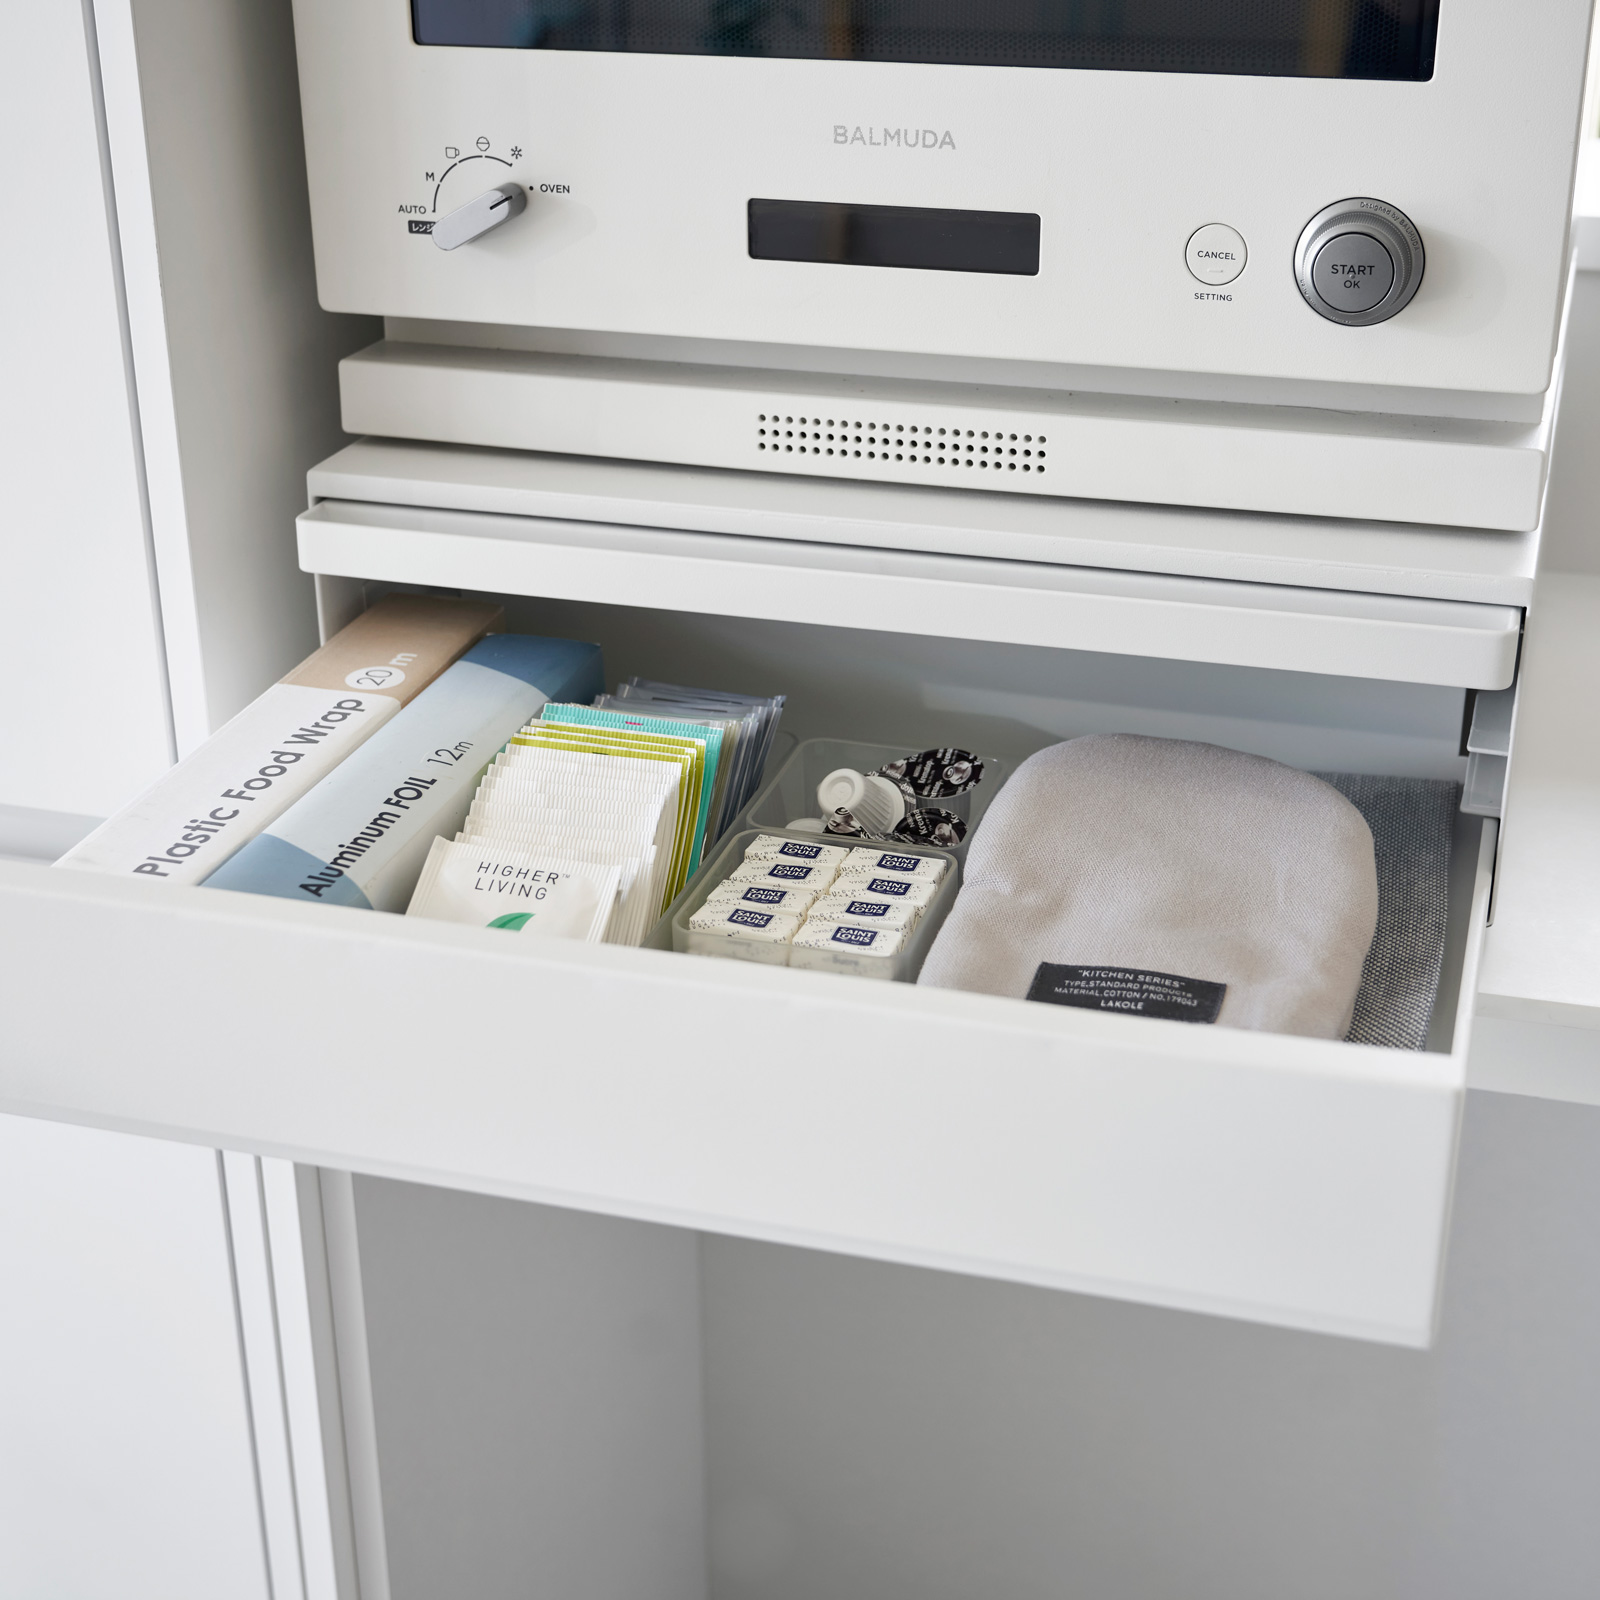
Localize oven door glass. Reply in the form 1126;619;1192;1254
411;0;1439;80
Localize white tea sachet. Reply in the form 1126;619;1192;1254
407;836;619;943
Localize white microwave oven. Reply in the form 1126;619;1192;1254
291;0;1595;530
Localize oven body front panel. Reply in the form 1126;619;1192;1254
293;0;1592;396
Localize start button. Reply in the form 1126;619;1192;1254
1186;223;1247;285
1310;231;1395;315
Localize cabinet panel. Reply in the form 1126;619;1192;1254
0;821;1489;1345
0;0;173;815
0;1116;268;1599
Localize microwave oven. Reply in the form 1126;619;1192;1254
291;0;1595;530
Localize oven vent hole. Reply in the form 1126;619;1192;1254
754;413;1046;474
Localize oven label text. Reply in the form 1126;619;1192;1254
834;125;956;150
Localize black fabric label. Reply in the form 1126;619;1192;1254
1026;964;1226;1023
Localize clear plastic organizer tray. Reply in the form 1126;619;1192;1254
740;738;1013;859
656;828;960;983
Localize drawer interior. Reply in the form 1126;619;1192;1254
2;582;1494;1360
320;575;1485;1055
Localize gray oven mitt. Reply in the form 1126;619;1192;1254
918;735;1378;1038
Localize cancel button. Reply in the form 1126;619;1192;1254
1185;222;1247;285
1311;231;1395;314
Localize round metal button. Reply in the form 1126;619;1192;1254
1186;223;1247;285
1310;231;1396;314
1294;199;1422;326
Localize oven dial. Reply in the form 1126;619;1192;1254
432;182;527;251
1294;199;1424;326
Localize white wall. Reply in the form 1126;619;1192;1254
0;0;174;819
0;0;378;834
0;1115;269;1599
1537;269;1600;576
107;0;380;752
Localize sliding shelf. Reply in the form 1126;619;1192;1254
297;497;1521;690
310;438;1542;606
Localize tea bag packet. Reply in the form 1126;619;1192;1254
460;824;659;946
918;734;1379;1039
498;738;689;894
543;704;727;872
505;735;691;875
466;779;677;942
407;837;619;943
609;679;786;828
58;594;502;885
462;738;682;942
599;691;753;838
524;717;704;850
509;723;701;899
473;759;677;838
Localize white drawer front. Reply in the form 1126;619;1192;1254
299;499;1523;690
1;831;1490;1347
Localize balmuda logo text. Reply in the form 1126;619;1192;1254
834;125;956;150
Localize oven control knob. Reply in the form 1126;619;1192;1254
432;182;527;251
1294;199;1424;326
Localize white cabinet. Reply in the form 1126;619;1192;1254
0;1116;269;1599
0;457;1508;1344
0;5;369;1595
9;1;1600;1594
0;0;171;820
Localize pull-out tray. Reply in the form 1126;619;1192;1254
0;808;1491;1347
297;498;1521;689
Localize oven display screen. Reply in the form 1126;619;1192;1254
412;0;1438;80
748;199;1041;275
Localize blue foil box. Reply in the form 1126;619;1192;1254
203;634;603;912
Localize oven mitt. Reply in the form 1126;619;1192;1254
918;735;1378;1038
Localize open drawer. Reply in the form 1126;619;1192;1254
0;814;1490;1350
0;470;1511;1349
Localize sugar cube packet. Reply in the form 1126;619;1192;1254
836;847;949;886
688;904;803;942
805;893;920;932
793;922;905;957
